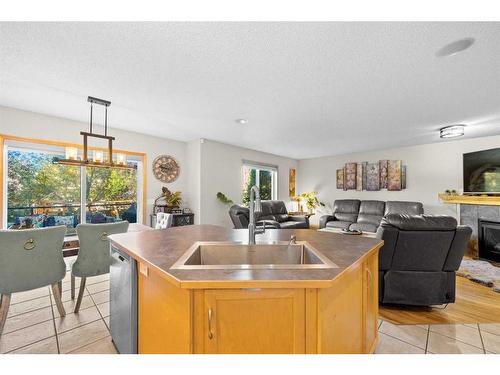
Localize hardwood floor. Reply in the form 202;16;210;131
380;277;500;325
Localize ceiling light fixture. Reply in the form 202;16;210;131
440;125;465;139
235;119;248;125
53;96;135;169
436;38;475;57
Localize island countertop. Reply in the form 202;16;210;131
108;224;383;289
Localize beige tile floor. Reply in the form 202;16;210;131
376;320;500;354
1;270;116;354
2;269;500;354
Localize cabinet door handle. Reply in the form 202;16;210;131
208;308;214;340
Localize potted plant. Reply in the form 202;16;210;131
162;187;182;212
298;192;325;214
216;192;234;205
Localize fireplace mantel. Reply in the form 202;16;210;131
438;193;500;206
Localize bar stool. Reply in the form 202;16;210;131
71;221;129;312
0;226;67;335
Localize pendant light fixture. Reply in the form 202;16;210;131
53;96;134;169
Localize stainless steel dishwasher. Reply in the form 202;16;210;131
110;244;138;354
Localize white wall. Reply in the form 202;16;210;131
0;105;187;223
199;139;298;227
297;135;500;225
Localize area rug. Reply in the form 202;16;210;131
457;259;500;293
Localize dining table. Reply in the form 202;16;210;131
62;222;152;257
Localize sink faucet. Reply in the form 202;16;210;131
248;185;265;245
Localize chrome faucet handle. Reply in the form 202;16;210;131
289;235;297;245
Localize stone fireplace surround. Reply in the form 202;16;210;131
460;204;500;259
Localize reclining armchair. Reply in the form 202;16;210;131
376;214;472;306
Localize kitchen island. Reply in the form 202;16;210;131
108;225;383;354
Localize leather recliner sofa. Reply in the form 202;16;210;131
229;201;309;229
319;199;424;232
376;214;472;306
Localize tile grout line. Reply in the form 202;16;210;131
427;327;486;351
4;335;58;354
4;290;94;333
87;288;110;333
424;325;430;354
9;293;51;307
477;324;487;354
377;331;426;352
66;334;113;354
59;318;111;354
47;286;62;354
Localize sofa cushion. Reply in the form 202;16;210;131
357;200;385;228
269;200;288;215
325;220;352;230
349;222;378;233
384;201;424;216
333;199;360;222
257;201;276;221
280;220;309;229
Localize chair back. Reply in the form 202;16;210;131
229;205;250;229
332;199;361;222
72;221;129;278
0;226;67;294
376;214;471;272
155;213;173;229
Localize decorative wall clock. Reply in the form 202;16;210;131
152;155;180;183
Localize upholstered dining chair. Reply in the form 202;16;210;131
155;212;173;229
0;226;67;334
71;221;129;312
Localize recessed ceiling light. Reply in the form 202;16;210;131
235;119;248;125
436;38;475;57
440;125;465;139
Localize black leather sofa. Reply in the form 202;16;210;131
229;201;309;229
319;199;424;232
376;214;472;306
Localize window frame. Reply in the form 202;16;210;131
0;134;147;229
241;160;278;202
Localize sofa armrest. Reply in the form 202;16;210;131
443;225;472;271
319;215;335;229
257;220;281;229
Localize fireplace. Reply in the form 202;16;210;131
478;219;500;262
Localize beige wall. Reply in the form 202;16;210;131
297;134;500;225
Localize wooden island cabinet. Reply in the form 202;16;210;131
136;249;379;354
109;225;383;354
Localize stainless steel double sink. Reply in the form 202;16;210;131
171;241;338;270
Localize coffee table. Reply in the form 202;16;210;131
318;227;377;238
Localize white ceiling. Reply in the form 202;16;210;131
1;22;499;159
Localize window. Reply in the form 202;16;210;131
4;141;143;233
241;161;278;206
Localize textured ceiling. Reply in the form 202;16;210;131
1;22;499;159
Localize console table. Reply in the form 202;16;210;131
150;213;195;228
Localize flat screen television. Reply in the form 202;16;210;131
463;147;500;194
